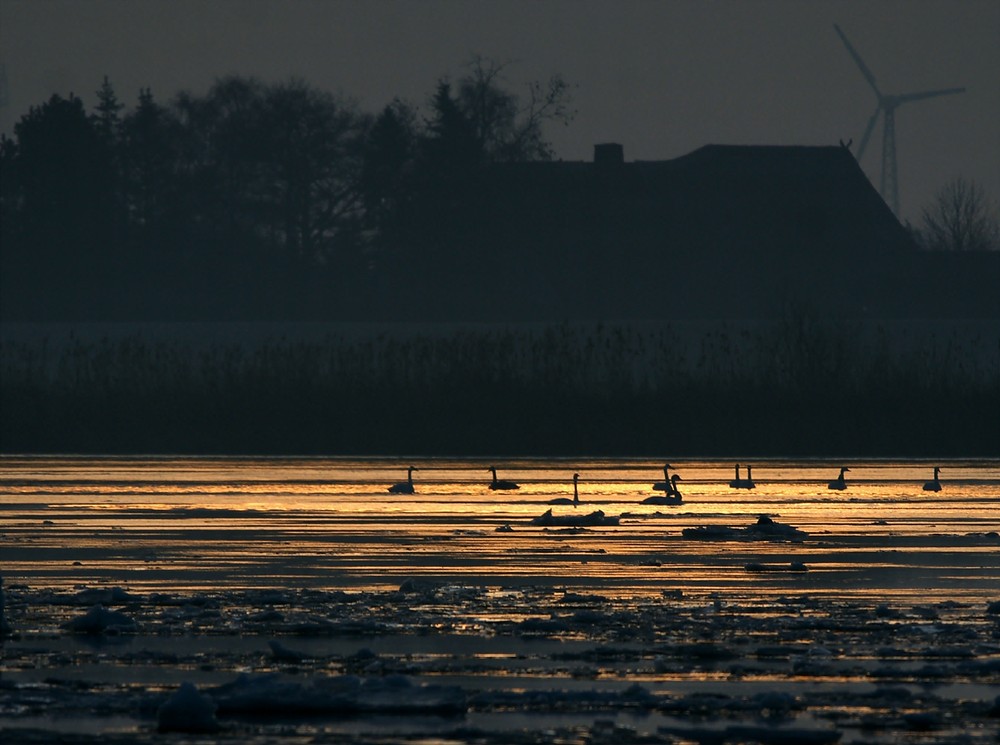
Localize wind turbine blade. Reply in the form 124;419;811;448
856;107;880;161
894;87;966;105
833;24;881;98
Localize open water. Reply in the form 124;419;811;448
3;457;999;600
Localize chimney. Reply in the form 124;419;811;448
593;142;624;165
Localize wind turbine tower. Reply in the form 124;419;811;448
833;24;965;217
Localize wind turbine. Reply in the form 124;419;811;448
833;24;965;217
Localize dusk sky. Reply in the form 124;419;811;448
2;0;997;223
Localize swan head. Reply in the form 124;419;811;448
671;474;682;482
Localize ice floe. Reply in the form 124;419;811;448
207;672;467;716
156;681;218;733
63;586;141;606
530;509;620;527
683;515;809;542
60;605;138;634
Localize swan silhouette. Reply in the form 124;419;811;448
736;465;756;489
488;467;519;490
827;467;850;491
922;467;942;492
728;464;755;489
652;463;675;491
388;466;418;494
547;473;580;507
642;474;682;504
728;464;742;488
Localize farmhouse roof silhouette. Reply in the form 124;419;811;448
389;142;996;321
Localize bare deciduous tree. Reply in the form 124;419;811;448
918;177;999;251
455;56;575;163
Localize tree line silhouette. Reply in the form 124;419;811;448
0;59;573;320
3;62;997;455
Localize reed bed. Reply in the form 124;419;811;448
2;321;997;455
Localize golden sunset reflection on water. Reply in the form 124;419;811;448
3;457;999;603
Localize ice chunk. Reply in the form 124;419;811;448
61;604;138;634
67;586;140;605
683;516;808;542
209;672;466;716
682;525;742;540
744;515;809;542
268;639;306;662
398;578;441;594
530;509;619;527
157;681;219;733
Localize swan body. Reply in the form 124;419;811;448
388;466;418;494
488;467;519;490
729;464;756;489
642;474;682;504
548;473;580;507
922;467;942;492
652;463;675;492
827;467;850;491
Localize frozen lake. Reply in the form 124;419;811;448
2;456;1000;743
